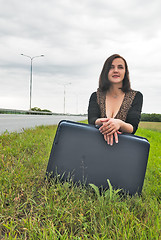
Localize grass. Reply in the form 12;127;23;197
139;121;161;132
0;122;160;239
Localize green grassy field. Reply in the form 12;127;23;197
0;122;160;239
139;121;161;132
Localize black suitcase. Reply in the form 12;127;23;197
46;120;150;195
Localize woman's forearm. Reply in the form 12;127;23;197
118;119;133;133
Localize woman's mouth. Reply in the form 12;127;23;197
112;75;120;78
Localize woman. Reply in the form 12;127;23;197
88;54;143;146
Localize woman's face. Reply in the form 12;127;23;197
108;58;126;85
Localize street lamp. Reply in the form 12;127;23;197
21;54;44;110
63;82;71;114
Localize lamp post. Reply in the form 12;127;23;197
63;82;71;114
21;54;44;110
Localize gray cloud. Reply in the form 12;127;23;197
0;0;161;113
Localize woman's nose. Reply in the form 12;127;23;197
113;67;118;72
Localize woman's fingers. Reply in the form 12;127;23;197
100;118;110;123
100;122;117;134
99;119;121;135
99;123;109;133
107;135;110;145
105;134;113;145
110;134;113;146
117;130;122;134
103;132;119;145
114;132;118;143
104;134;107;142
104;134;110;144
99;123;113;134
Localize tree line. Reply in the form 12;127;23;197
141;113;161;122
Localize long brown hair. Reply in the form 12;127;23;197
99;54;131;92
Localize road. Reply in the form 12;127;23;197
0;114;87;134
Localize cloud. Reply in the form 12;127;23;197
0;0;161;113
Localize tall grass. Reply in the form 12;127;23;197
0;123;160;239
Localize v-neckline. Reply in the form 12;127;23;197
106;92;126;119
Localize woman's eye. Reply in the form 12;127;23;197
118;65;124;69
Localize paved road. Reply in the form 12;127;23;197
0;114;87;134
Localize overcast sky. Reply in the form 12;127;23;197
0;0;161;114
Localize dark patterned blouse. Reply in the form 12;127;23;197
88;89;143;134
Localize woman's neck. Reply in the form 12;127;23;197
107;86;124;98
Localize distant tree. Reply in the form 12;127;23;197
31;107;52;113
31;107;41;112
41;109;52;113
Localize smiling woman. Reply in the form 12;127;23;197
88;54;143;146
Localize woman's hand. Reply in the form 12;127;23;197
95;117;133;145
99;118;121;135
99;118;122;145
